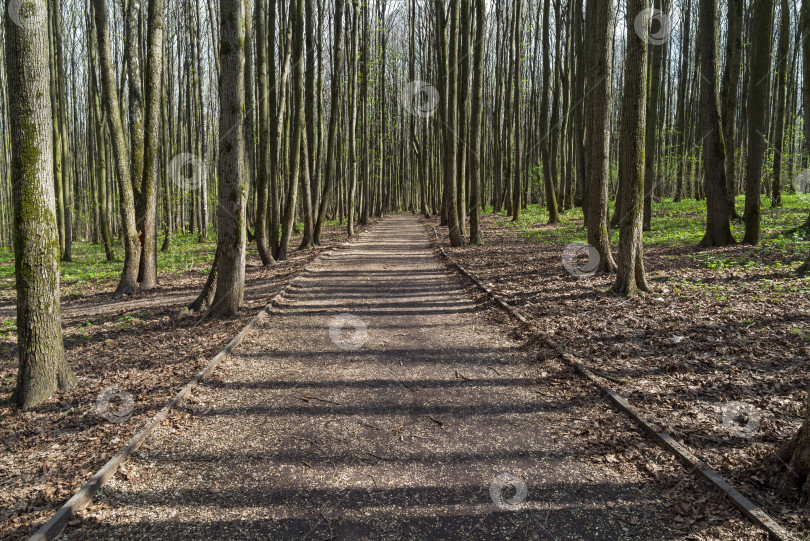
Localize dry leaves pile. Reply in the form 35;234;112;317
0;222;373;541
432;213;810;537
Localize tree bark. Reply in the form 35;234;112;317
346;0;360;237
92;0;141;297
673;0;691;202
742;0;774;245
314;0;345;244
279;0;306;257
584;0;617;272
6;0;76;408
770;0;790;208
137;0;166;290
720;0;743;218
697;0;735;247
255;0;276;265
468;0;485;244
643;0;663;230
539;0;559;224
778;388;810;504
613;0;651;296
208;0;248;316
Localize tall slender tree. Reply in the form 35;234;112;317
6;0;76;408
539;0;559;224
770;0;790;208
314;0;345;243
719;0;743;218
584;0;617;272
742;0;775;245
468;0;486;244
137;0;167;289
279;0;306;256
613;0;651;295
697;0;735;246
209;0;248;316
255;0;276;265
92;0;141;297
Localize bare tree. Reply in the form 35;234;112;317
137;0;167;289
697;0;735;247
6;0;76;408
584;0;617;272
613;0;651;295
468;0;486;244
742;0;774;245
92;0;141;297
314;0;345;243
209;0;248;316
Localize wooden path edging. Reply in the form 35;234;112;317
428;224;795;541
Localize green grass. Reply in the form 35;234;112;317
0;233;218;295
492;194;810;272
0;218;339;297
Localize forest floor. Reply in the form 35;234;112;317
431;195;810;538
0;220;376;540
55;214;759;540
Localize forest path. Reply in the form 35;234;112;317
65;214;708;540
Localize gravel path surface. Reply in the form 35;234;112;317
63;215;759;540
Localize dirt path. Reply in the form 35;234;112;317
63;215;759;540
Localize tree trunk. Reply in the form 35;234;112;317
137;0;166;290
6;0;76;409
510;0;521;222
801;0;810;229
540;0;559;224
279;0;306;258
697;0;735;247
208;0;248;316
255;0;276;265
314;0;344;244
613;0;651;296
742;0;774;245
436;0;464;245
346;0;360;237
674;0;691;202
643;0;663;230
770;0;790;208
778;389;810;504
720;0;743;218
468;0;485;244
92;0;141;297
584;0;617;272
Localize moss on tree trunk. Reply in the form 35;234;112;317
6;0;76;409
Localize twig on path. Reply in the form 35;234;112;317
455;369;470;380
299;395;342;405
424;415;444;428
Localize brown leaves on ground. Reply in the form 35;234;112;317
430;213;810;537
0;222;373;541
